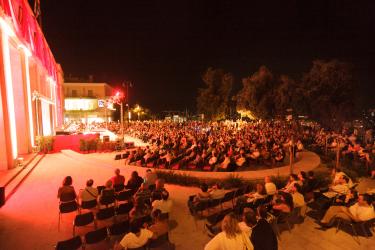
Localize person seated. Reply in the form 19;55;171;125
297;171;307;189
148;209;169;238
290;184;306;210
111;168;125;189
305;171;318;194
57;176;77;203
272;192;294;215
204;213;253;250
282;174;299;193
318;194;375;229
151;178;168;201
125;150;136;165
326;175;350;197
264;176;277;195
238;210;257;237
99;180;115;206
129;197;151;220
209;183;226;200
80;179;98;203
251;205;278;250
208;152;218;168
235;151;246;168
152;190;173;214
217;154;231;171
188;183;211;214
331;168;353;187
115;220;156;250
249;148;261;160
144;169;158;190
332;189;358;207
135;183;152;204
126;171;144;191
244;183;267;207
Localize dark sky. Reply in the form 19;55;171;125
39;0;375;112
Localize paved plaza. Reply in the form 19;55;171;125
0;152;374;250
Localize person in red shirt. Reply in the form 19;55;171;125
111;168;125;186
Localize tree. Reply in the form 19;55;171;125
301;59;358;128
273;75;297;116
196;68;234;120
235;66;276;119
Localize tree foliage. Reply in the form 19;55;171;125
235;66;276;119
300;59;357;127
197;68;234;120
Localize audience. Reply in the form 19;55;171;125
152;190;173;214
115;220;156;250
251;205;278;250
79;179;98;203
209;183;226;200
264;176;277;195
110;168;125;187
204;213;253;250
126;171;144;191
57;176;77;202
318;194;375;229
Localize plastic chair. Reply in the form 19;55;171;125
336;217;373;244
84;227;108;245
221;191;236;208
96;207;116;222
108;220;130;236
81;199;97;210
116;190;133;202
55;236;82;250
116;202;134;216
59;201;79;230
73;212;96;236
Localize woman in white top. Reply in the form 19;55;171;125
205;213;253;250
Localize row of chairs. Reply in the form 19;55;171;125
192;186;253;216
57;219;168;250
59;200;134;233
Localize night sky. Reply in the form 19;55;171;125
39;0;375;112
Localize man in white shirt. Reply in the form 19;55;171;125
115;221;156;250
320;194;375;227
152;190;173;214
264;176;277;195
209;183;226;200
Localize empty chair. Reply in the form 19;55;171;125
116;190;133;202
99;194;116;207
80;199;97;210
114;154;122;160
73;212;96;236
55;236;82;250
96;207;116;222
84;227;108;245
108;220;130;236
59;201;79;230
116;202;134;216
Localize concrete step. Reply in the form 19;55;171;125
4;154;45;201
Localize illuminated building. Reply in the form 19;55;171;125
0;1;63;170
63;82;115;123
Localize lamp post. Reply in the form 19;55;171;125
32;90;40;136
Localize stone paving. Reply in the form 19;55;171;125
0;152;373;250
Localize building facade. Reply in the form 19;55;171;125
0;0;63;170
63;82;115;124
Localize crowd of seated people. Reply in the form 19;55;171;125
190;169;374;248
123;121;310;172
57;168;174;249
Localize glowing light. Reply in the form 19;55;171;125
65;98;97;111
21;48;35;147
1;31;18;159
0;18;16;37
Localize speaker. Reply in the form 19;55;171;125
0;186;5;207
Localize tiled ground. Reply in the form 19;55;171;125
0;152;374;250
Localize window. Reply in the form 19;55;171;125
88;90;94;97
72;89;77;97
